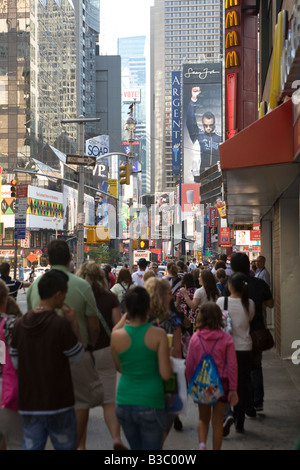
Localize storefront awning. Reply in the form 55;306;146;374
219;99;300;225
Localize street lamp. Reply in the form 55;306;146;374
61;116;101;268
125;104;137;269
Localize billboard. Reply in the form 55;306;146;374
86;135;110;191
27;186;63;230
182;62;223;184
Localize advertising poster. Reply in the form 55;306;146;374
181;183;201;217
63;185;77;233
152;192;173;240
1;185;15;228
182;62;223;184
236;230;250;246
86;135;110;191
27;186;63;230
220;227;231;246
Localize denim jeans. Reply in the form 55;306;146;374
249;351;264;407
116;405;167;450
21;408;77;450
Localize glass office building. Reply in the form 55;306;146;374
0;0;99;178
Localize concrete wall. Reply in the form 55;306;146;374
279;196;300;359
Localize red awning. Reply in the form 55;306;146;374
219;99;300;225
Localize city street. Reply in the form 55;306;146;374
17;290;300;451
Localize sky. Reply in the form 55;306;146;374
99;0;154;55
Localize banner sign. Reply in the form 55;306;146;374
172;71;181;175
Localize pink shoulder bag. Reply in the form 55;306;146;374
0;316;18;411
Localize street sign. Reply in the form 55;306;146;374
133;250;151;263
66;154;96;167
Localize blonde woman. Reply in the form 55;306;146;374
144;277;184;434
76;261;127;450
144;277;182;359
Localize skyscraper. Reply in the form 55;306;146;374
150;0;224;192
118;36;151;195
0;0;100;179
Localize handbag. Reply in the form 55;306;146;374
222;297;232;335
164;357;188;415
250;328;274;352
0;316;18;411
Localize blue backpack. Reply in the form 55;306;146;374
187;337;224;405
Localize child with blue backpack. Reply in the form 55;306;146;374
185;302;238;450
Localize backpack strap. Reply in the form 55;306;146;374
223;296;228;310
0;315;7;342
97;308;111;337
119;283;128;293
198;335;218;356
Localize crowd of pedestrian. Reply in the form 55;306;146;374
0;246;278;451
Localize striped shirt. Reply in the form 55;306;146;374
0;275;23;299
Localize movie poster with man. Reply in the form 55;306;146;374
183;62;223;184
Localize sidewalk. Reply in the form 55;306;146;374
163;346;300;451
85;345;300;451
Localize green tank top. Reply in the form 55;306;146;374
116;323;165;409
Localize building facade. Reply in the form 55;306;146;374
219;0;300;358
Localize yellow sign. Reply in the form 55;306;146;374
225;0;239;7
225;10;239;28
225;51;239;68
225;30;239;48
108;179;118;198
269;10;286;109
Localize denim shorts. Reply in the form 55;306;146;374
21;408;77;450
116;405;167;450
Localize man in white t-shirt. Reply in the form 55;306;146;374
132;258;147;286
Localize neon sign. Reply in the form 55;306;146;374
225;0;240;138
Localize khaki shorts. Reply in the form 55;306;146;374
0;408;23;449
93;346;117;404
70;351;102;410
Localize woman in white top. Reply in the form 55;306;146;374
216;272;255;434
110;268;136;314
181;269;220;312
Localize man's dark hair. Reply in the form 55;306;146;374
202;111;215;122
47;240;71;266
230;252;250;275
0;262;10;277
138;258;147;270
38;269;69;300
219;254;227;263
124;286;150;320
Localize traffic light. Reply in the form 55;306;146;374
138;239;149;249
119;163;130;185
10;178;18;198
